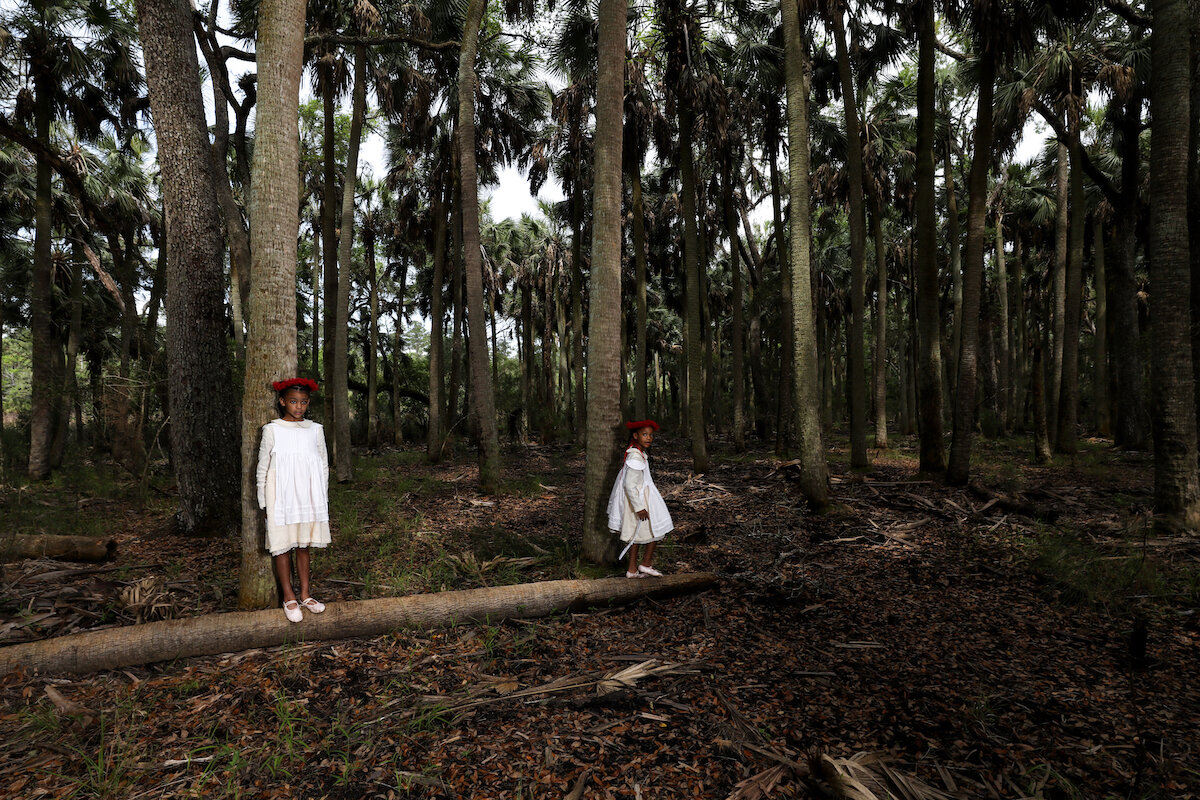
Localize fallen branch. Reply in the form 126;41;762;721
0;573;718;677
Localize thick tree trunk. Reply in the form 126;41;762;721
0;574;717;678
1032;343;1052;464
947;49;996;485
769;132;792;454
321;76;339;431
1;534;116;563
781;0;829;506
137;0;241;537
457;0;502;492
1149;0;1200;531
914;3;945;472
241;0;305;609
582;0;627;563
832;10;869;469
393;256;408;446
570;194;586;445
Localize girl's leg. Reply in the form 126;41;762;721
295;547;311;599
640;542;658;567
274;551;297;603
626;544;641;575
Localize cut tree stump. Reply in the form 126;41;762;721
1;534;117;563
0;573;718;676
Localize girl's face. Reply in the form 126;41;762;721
279;388;310;421
631;426;654;449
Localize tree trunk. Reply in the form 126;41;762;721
428;179;448;461
28;71;56;481
570;193;586;445
241;0;305;609
1149;0;1200;531
1056;93;1084;455
520;284;533;438
393;256;408;446
331;45;366;482
629;169;650;423
871;201;888;449
945;142;963;386
1112;91;1149;449
456;0;502;492
448;192;465;432
366;224;379;448
832;9;869;469
680;104;709;473
1049;141;1068;443
0;573;716;678
781;0;829;506
311;216;321;377
1093;219;1111;436
1;534;116;563
995;212;1011;433
1032;343;1052;464
136;0;241;537
769;125;792;454
725;171;746;451
51;242;84;465
947;49;996;485
914;2;945;472
582;0;627;563
321;71;339;434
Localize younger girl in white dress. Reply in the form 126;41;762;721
607;420;674;578
256;378;331;622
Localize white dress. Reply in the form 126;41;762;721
607;446;673;557
256;419;331;556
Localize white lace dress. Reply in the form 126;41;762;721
256;419;331;556
607;446;674;557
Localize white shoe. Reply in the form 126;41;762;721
283;600;303;623
300;597;325;613
626;571;646;579
638;565;663;577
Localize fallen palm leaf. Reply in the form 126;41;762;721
725;764;792;800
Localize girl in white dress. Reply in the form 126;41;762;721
256;378;331;622
607;420;674;578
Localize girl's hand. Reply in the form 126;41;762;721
636;509;649;520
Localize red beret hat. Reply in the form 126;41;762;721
624;419;660;431
272;378;319;393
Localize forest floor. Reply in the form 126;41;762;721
1;433;1198;799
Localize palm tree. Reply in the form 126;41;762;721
781;0;829;506
1148;0;1200;530
582;0;627;563
456;0;501;492
135;0;240;536
241;0;306;609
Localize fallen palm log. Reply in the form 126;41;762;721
1;534;116;563
0;572;717;677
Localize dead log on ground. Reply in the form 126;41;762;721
0;572;718;676
1;534;116;563
968;483;1060;523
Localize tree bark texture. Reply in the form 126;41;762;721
947;49;996;485
456;0;502;492
1093;220;1111;436
1049;141;1068;443
632;168;649;422
781;0;829;506
28;71;56;481
1149;0;1200;530
428;179;448;461
331;45;366;482
136;0;240;537
679;102;709;473
871;203;888;449
1055;99;1085;455
832;9;869;469
0;574;717;677
582;0;627;563
914;2;945;472
241;0;305;609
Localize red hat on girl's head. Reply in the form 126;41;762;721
625;419;659;431
272;378;319;393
